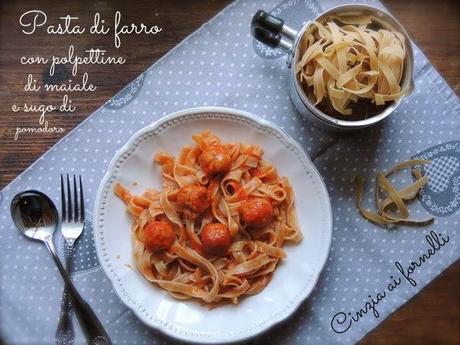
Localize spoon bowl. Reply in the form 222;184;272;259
11;190;58;242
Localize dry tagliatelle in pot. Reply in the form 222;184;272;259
296;15;407;117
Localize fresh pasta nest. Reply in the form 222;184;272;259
354;159;433;226
296;16;407;117
114;130;302;306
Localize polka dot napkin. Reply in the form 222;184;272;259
1;0;459;344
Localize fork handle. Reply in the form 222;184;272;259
56;246;74;345
45;239;112;345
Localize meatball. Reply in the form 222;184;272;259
143;221;176;252
176;185;210;213
198;145;232;175
200;223;231;256
239;198;274;228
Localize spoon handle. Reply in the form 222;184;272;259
45;239;112;345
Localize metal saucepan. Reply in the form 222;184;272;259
251;4;415;131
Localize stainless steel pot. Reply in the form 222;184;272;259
251;4;415;131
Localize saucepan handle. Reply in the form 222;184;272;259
251;10;297;53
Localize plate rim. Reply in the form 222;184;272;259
93;106;332;343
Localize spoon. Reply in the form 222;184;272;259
11;190;111;345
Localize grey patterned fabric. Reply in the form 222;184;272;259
0;0;459;344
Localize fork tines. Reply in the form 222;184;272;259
60;174;85;223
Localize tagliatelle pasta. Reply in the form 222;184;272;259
354;159;434;226
296;16;407;116
114;130;302;305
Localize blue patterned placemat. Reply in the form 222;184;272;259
1;0;459;344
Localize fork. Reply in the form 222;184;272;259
56;174;84;345
55;174;111;345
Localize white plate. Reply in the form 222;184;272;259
94;107;332;344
